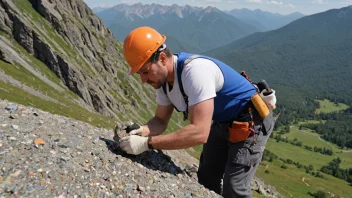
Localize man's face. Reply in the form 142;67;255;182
137;59;167;89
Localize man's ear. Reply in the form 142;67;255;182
159;52;167;65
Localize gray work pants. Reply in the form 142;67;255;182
197;111;275;198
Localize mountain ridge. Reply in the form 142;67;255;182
228;8;305;31
97;3;259;53
205;5;352;110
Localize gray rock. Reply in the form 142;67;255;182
5;104;17;111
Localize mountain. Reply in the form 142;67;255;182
97;3;201;28
92;6;110;13
206;5;352;108
96;3;203;53
96;3;259;53
0;0;184;130
159;6;260;53
228;8;305;31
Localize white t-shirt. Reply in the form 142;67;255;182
156;55;224;111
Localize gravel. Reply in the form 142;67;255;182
0;100;220;197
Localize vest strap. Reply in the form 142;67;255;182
162;55;200;121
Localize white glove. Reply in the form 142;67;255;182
260;89;277;110
129;125;144;136
119;135;149;155
125;123;145;136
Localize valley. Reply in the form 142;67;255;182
258;99;351;197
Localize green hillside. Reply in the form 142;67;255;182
256;159;351;198
260;130;352;198
0;0;184;132
257;99;352;197
315;99;350;114
205;6;352;111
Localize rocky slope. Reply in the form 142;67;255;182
0;100;282;197
0;100;220;197
0;0;180;128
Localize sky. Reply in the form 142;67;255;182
83;0;352;15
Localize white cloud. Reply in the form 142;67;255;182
265;1;295;9
267;1;283;5
311;0;327;4
288;3;295;8
247;0;262;3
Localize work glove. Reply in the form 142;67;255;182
260;89;277;110
125;123;144;136
119;135;149;155
113;122;144;143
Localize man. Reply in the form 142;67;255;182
119;26;276;198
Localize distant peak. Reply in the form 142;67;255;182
170;4;180;8
240;8;251;11
205;6;215;10
203;6;219;13
337;5;352;18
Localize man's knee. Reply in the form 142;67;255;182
222;164;257;198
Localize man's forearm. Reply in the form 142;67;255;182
150;124;209;150
142;116;168;136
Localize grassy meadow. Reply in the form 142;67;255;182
256;160;351;198
260;99;352;197
315;99;350;114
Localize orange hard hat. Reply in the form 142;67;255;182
123;26;166;75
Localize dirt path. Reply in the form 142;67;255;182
300;129;352;153
302;177;310;186
300;129;334;149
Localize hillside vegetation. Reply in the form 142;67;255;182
256;101;351;197
205;6;352;124
227;8;304;31
0;0;184;131
315;99;349;114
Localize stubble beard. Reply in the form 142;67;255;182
148;76;167;89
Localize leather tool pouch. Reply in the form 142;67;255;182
228;121;254;143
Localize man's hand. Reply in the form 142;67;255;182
119;135;149;155
125;123;144;136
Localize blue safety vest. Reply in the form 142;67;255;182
164;52;256;122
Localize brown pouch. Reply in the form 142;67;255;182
228;121;253;143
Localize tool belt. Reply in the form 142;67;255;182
228;90;270;143
228;101;256;143
228;120;254;143
227;71;273;143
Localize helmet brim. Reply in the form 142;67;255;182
128;35;167;75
